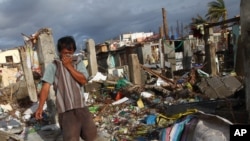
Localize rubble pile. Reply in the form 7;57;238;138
0;67;247;141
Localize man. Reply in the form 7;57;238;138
35;36;97;141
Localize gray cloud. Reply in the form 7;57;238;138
0;0;240;50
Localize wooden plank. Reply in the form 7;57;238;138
204;16;240;28
140;64;174;84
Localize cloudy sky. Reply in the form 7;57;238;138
0;0;240;50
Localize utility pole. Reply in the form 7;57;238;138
162;8;169;40
161;8;167;75
162;8;173;78
159;26;165;73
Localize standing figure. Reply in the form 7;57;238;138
35;36;97;141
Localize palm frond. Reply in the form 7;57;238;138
206;0;227;22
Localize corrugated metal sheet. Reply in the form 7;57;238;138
197;76;242;99
221;76;243;93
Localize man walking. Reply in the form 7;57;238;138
35;36;97;141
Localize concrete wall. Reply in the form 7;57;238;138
141;42;159;64
0;67;18;87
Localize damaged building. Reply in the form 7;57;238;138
0;15;248;141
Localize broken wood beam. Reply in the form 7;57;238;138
144;84;172;96
140;65;175;85
204;16;240;28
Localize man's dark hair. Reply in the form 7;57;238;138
57;36;76;52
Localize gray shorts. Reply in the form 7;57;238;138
58;107;97;141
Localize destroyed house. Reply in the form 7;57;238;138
95;42;144;78
0;48;21;68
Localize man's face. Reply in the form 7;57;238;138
60;48;74;60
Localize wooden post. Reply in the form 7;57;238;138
210;43;217;76
161;8;168;68
182;41;192;70
204;26;217;76
235;35;244;76
203;26;210;74
162;8;174;78
159;26;165;72
162;8;169;40
241;0;250;123
203;17;240;75
86;39;98;77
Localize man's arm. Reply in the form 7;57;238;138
65;65;88;85
35;82;51;120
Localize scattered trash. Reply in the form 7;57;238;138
0;68;246;140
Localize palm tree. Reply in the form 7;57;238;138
189;14;207;65
206;0;227;23
190;14;207;39
204;0;228;75
205;0;227;46
192;14;207;25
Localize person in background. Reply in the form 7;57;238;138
35;36;97;141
